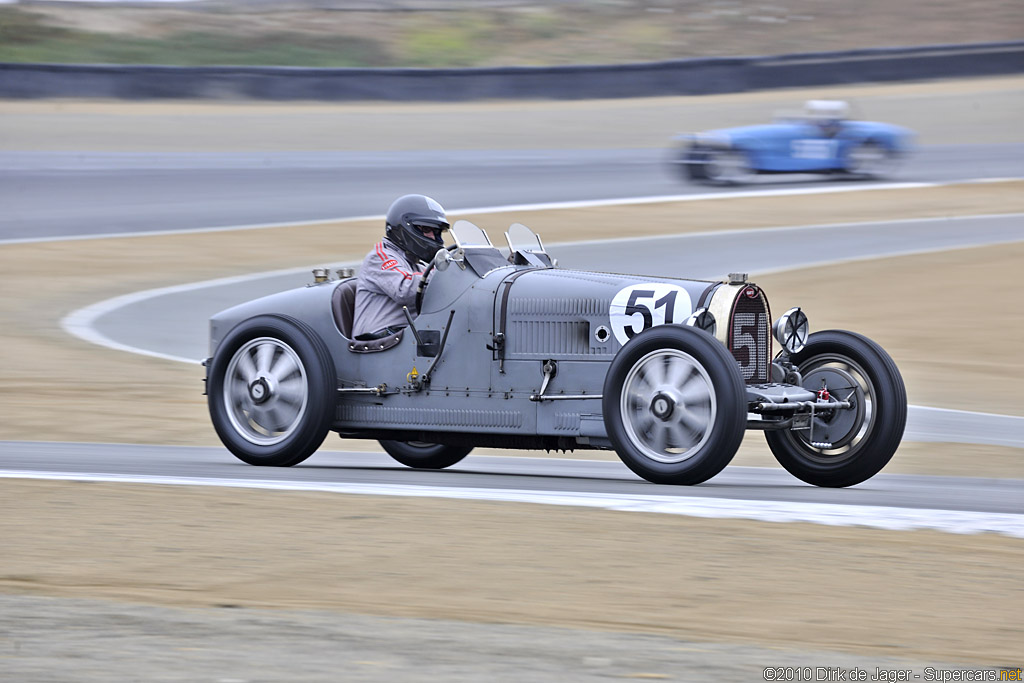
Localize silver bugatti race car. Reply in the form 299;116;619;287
205;221;906;487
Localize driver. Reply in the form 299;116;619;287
353;194;449;340
817;116;842;138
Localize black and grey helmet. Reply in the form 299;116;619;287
385;194;449;264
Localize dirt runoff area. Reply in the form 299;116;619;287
2;479;1021;667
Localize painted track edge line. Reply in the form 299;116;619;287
59;260;362;366
3;470;1021;538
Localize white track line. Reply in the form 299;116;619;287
59;263;355;365
2;470;1021;538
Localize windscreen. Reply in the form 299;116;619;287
505;223;545;254
451;220;492;249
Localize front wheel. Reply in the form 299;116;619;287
207;314;336;467
379;440;473;469
765;330;906;487
603;325;746;485
673;145;708;182
703;148;755;185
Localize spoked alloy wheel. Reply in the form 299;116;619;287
604;325;746;485
208;315;335;467
765;330;906;487
620;349;717;464
224;337;309;446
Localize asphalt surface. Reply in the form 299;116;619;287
3;442;1022;515
2;143;1022;241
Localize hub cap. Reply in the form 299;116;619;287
621;349;716;464
223;337;309;446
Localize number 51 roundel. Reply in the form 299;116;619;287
609;283;693;346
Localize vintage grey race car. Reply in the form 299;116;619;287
205;221;906;487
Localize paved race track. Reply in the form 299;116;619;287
1;143;1022;241
3;443;1022;537
2;139;1023;534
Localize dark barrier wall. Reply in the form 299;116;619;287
1;42;1021;101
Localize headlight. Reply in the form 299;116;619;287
773;307;809;354
685;308;716;337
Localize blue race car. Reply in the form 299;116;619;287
674;100;914;184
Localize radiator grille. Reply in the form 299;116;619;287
508;320;592;356
729;286;771;384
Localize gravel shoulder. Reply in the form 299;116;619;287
1;593;985;683
2;479;1021;667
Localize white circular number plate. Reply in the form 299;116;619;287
609;283;693;345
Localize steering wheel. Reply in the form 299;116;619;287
415;245;458;314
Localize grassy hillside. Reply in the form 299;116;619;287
1;0;1021;67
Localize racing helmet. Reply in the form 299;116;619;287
385;194;450;264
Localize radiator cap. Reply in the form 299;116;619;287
727;272;748;284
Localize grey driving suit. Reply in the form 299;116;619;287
353;238;422;338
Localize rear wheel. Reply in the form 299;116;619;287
603;325;746;485
379;440;473;469
845;140;896;178
765;330;906;487
207;315;335;467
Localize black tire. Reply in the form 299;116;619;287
207;314;335;467
603;325;746;485
674;146;707;182
765;330;906;487
379;440;473;469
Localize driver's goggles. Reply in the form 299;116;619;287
412;222;448;237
